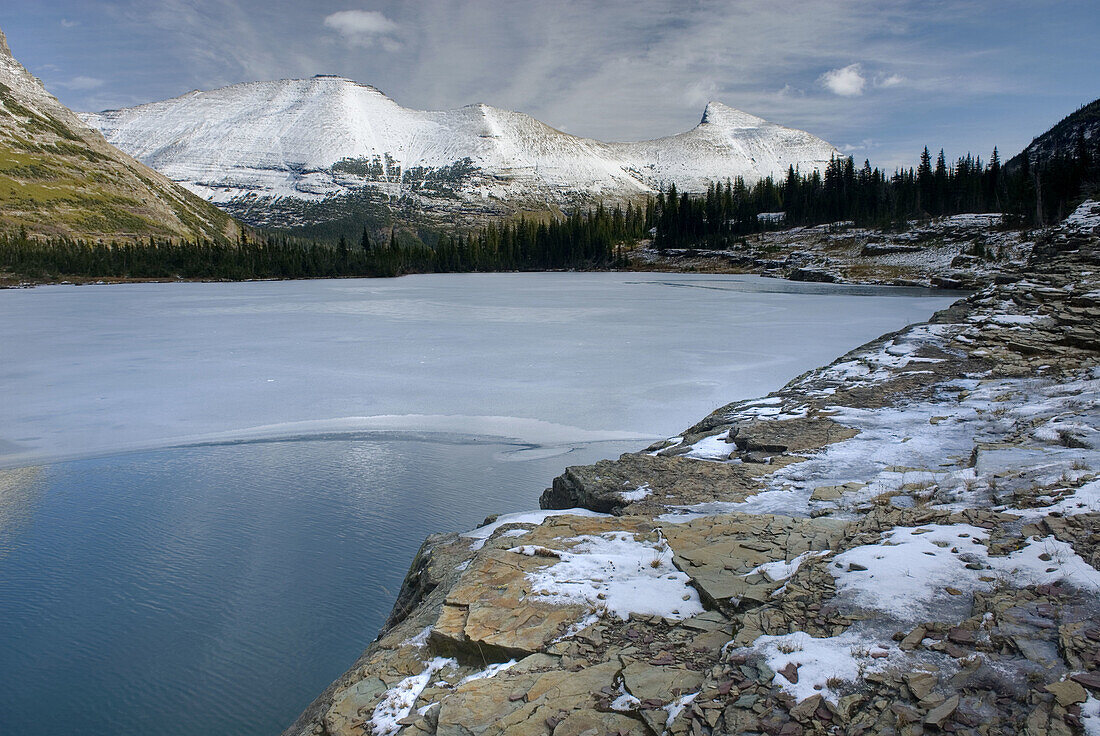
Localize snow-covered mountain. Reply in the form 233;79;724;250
83;76;839;227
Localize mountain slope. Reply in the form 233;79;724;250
83;76;840;228
0;26;240;242
1007;97;1100;169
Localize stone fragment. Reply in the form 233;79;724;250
1070;672;1100;691
1045;680;1087;707
621;662;704;705
900;625;927;650
906;672;938;701
790;694;823;722
924;694;960;727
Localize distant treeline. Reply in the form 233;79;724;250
435;203;648;271
653;141;1098;250
0;202;645;280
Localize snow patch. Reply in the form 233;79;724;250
400;626;432;649
619;483;652;502
457;659;517;686
750;629;893;703
462;508;610;551
833;525;1100;623
371;657;456;736
512;532;704;620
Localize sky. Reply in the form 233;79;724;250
3;0;1098;169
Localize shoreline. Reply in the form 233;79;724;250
0;212;1034;291
283;202;1100;736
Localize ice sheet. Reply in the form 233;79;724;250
0;273;958;467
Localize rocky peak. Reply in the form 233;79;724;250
0;26;10;58
700;101;768;129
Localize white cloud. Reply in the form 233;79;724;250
820;63;865;96
53;76;105;90
875;73;904;88
683;78;718;108
60;19;80;28
323;10;399;46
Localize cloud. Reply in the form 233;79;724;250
60;18;80;28
32;0;1097;172
53;76;105;90
683;78;718;108
819;63;865;96
323;9;399;47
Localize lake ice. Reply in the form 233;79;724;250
0;272;960;467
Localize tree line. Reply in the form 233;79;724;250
0;201;649;281
435;202;649;272
652;140;1098;250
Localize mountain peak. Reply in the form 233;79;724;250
0;26;11;58
84;75;839;228
700;101;768;129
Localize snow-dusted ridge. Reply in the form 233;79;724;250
81;75;839;225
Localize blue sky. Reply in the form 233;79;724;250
4;0;1098;169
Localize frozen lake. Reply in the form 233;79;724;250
0;273;961;735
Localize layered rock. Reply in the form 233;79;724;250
286;203;1100;736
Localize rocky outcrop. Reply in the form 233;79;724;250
285;203;1100;736
633;212;1034;290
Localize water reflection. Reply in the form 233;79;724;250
0;466;45;557
0;436;638;736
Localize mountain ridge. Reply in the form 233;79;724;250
0;25;241;242
1007;97;1100;170
82;75;840;228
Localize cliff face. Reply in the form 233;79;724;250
286;203;1100;736
0;26;241;242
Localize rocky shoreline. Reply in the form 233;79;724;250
284;201;1100;736
629;213;1035;291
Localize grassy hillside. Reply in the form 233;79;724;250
0;27;241;243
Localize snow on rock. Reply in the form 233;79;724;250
461;508;609;550
81;77;839;224
609;684;641;712
749;629;894;703
371;657;456;736
1083;694;1100;736
683;433;737;460
510;531;704;620
1065;200;1100;233
400;626;432;649
751;550;829;583
833;525;1100;623
457;659;517;686
1040;478;1100;515
618;483;653;502
663;692;699;729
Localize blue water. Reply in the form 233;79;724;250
0;435;639;736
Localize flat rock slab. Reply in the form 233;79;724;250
662;513;845;608
731;417;859;454
434;516;663;657
541;453;769;512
